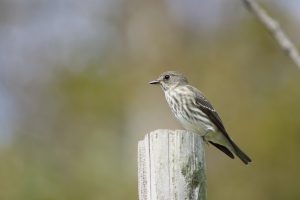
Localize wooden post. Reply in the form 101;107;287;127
138;130;207;200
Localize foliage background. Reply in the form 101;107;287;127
0;0;300;199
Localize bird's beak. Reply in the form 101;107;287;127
149;80;160;85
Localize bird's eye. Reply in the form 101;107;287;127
164;75;170;80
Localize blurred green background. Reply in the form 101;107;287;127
0;0;300;199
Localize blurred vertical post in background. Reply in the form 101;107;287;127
138;130;206;200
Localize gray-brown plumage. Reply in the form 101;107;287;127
149;71;251;164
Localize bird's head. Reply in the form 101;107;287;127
149;71;189;91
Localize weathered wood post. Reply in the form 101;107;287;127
138;129;207;200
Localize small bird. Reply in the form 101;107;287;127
149;71;251;164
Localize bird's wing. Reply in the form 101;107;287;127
187;86;252;164
187;86;231;141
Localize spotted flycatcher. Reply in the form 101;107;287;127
150;71;251;164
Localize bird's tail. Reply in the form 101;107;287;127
229;139;252;165
206;131;251;164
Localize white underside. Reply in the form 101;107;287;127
173;106;234;152
177;115;215;137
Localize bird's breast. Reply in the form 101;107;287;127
165;89;215;136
